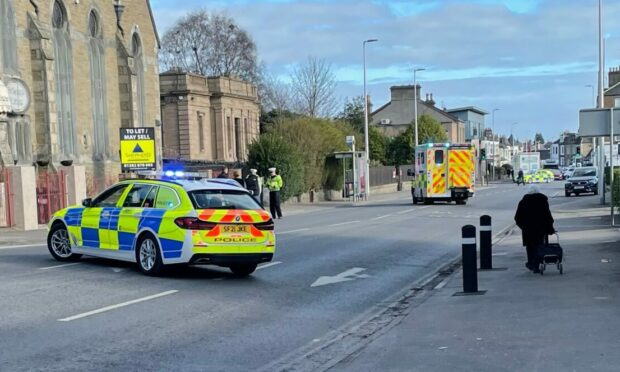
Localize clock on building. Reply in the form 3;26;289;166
6;78;30;114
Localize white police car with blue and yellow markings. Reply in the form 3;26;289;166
47;177;275;276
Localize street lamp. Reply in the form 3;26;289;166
510;122;518;159
585;84;595;107
363;38;378;200
413;68;426;146
491;108;500;180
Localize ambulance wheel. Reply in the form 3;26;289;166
456;200;466;205
230;264;257;277
136;233;164;276
47;223;82;262
423;199;433;205
565;192;570;197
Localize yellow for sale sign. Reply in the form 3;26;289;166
120;127;156;171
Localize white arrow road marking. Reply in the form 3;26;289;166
256;261;282;270
311;267;369;287
58;290;178;322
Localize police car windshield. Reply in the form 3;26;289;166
189;190;261;210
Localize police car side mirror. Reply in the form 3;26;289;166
407;169;413;177
82;198;93;207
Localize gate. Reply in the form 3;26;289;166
0;168;14;228
36;170;67;225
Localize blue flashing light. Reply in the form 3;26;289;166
428;143;434;147
445;143;450;147
164;170;174;177
174;171;184;178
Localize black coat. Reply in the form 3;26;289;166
245;174;260;196
514;193;555;247
234;178;245;187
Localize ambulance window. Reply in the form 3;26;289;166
123;184;154;208
155;187;180;209
435;150;444;164
92;184;129;208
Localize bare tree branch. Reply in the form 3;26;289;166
259;69;293;113
291;57;338;118
160;10;259;83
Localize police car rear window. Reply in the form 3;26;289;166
189;190;261;210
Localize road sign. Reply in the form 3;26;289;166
579;108;620;137
120;127;156;172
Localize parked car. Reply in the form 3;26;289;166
552;169;563;180
564;167;598;197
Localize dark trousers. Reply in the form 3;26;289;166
269;191;282;218
525;244;539;267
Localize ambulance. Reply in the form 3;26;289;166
409;143;476;205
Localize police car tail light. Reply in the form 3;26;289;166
254;219;274;231
175;217;216;230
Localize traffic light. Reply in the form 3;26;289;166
480;148;487;160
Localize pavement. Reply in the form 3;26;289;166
332;194;620;372
1;183;610;371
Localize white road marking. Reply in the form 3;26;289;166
278;228;310;235
0;243;46;250
372;214;392;221
433;276;451;290
256;261;282;270
327;221;360;228
111;268;125;273
58;290;179;322
311;267;368;287
39;262;82;270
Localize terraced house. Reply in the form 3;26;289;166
0;0;160;228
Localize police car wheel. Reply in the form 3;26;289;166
47;223;82;261
136;235;164;276
230;264;257;277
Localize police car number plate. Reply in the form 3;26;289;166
222;225;250;233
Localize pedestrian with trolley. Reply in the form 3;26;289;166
514;185;555;273
266;167;283;219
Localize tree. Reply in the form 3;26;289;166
160;10;259;83
534;132;545;144
336;96;365;132
259;69;293;113
369;126;388;164
387;126;414;166
246;134;304;201
417;115;448;144
291;57;338;118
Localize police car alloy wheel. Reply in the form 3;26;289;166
137;235;164;275
47;224;82;261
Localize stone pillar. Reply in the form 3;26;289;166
9;166;38;231
62;165;86;207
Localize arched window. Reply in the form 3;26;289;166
132;32;146;127
0;0;18;73
88;10;108;159
52;0;76;156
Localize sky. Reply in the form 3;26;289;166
150;0;620;141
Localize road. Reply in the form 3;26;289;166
0;182;584;371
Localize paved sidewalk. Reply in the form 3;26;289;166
334;199;620;372
0;227;47;247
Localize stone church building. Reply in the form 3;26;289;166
0;0;161;227
0;0;161;196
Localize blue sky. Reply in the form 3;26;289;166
150;0;620;141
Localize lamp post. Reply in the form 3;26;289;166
413;68;426;147
363;39;378;201
491;108;500;180
510;122;518;159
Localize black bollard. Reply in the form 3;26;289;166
480;215;492;270
462;225;478;293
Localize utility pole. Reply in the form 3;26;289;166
363;39;378;201
413;68;426;147
491;108;499;180
597;0;605;203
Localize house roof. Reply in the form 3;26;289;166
605;81;620;96
445;106;489;115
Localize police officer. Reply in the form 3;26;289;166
245;169;261;205
266;167;283;219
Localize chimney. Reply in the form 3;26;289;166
609;66;620;87
428;93;435;106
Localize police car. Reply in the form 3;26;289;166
47;175;275;276
523;169;553;184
